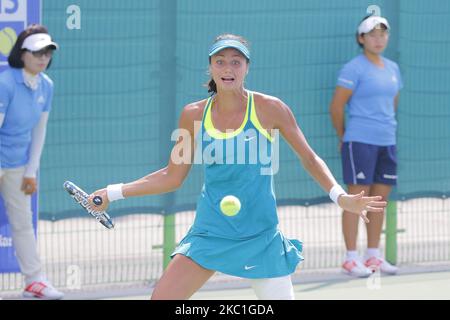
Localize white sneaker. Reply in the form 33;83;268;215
365;257;398;275
342;259;372;278
23;280;64;300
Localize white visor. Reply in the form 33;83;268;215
22;33;59;52
358;16;390;35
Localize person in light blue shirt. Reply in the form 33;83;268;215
329;15;403;277
0;24;63;299
89;34;387;300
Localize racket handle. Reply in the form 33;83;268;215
93;196;103;206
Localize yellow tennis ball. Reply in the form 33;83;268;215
220;195;241;216
0;27;18;57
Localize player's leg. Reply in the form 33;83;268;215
151;254;215;300
250;275;295;300
364;145;398;274
341;142;376;277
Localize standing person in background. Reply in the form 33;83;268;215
329;15;403;277
0;24;63;299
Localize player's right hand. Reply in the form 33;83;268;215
88;188;110;212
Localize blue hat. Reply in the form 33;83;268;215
209;39;250;60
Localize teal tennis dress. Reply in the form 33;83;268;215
172;91;303;279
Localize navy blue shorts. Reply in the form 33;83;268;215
341;142;397;186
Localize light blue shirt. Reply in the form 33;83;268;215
337;54;403;146
0;67;53;169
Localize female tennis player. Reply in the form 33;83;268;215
89;34;387;299
329;16;403;277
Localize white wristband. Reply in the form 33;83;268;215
329;185;347;205
106;183;125;202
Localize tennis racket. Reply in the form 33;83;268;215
63;181;114;229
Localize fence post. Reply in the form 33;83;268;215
163;214;176;269
160;0;177;271
385;201;397;265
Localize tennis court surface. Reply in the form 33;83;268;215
99;267;450;300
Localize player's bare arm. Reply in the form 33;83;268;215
88;100;206;210
254;93;386;220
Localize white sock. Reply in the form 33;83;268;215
366;248;380;259
345;250;359;262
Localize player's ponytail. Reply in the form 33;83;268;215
207;79;217;94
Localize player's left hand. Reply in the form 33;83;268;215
21;177;37;195
338;190;387;223
88;188;110;212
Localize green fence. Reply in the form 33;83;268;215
36;0;449;219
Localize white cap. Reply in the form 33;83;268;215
22;33;59;52
358;16;390;35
